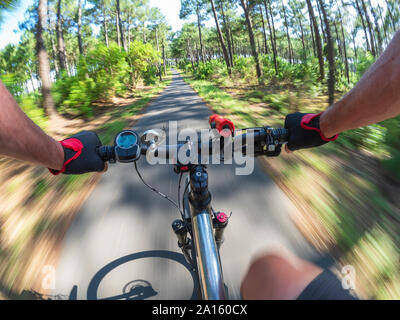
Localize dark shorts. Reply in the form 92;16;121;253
297;269;358;300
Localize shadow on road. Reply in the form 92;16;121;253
69;280;158;300
68;250;199;300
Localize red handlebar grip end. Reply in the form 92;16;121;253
209;114;235;136
209;114;219;124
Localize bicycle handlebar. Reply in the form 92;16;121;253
98;126;289;163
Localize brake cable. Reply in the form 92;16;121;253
178;172;183;212
134;162;184;217
181;180;190;220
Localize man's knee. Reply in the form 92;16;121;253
241;254;291;300
241;254;322;300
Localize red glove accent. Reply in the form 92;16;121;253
301;113;339;142
48;139;83;176
209;115;235;137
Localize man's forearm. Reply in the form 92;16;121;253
320;30;400;138
0;81;64;170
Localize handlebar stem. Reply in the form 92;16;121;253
188;165;212;214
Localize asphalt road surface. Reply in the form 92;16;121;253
53;70;328;300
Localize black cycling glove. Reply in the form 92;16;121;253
285;112;339;151
49;131;106;175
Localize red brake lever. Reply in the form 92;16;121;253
209;115;235;137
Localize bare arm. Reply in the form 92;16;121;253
0;81;64;170
320;30;400;138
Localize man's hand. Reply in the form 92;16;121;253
49;131;106;175
285;112;339;152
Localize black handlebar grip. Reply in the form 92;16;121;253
97;146;115;162
271;128;289;144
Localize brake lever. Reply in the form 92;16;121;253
242;127;285;157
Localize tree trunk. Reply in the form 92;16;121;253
50;34;59;75
317;0;335;105
218;2;234;68
195;42;199;65
240;0;262;82
264;0;277;74
30;72;36;92
376;3;388;45
102;3;109;47
162;42;167;76
47;2;59;75
385;0;397;31
187;39;195;69
354;0;371;53
196;8;206;64
333;21;342;58
155;28;162;81
259;5;269;54
77;0;83;55
268;0;277;54
123;25;128;50
315;0;326;43
352;30;358;64
230;21;236;56
37;0;58;119
291;0;306;59
116;4;121;46
116;0;124;48
281;0;293;63
306;0;324;80
333;21;344;81
56;0;67;71
338;0;350;83
297;15;306;60
308;9;316;56
360;0;376;56
127;15;131;48
368;0;383;53
209;0;231;75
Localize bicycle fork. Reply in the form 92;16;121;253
171;166;230;299
171;211;230;267
172;219;194;267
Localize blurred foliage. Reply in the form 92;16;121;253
0;1;20;27
18;94;47;129
356;52;376;80
0;73;24;96
51;41;161;117
338;125;388;154
52;70;96;117
0;36;161;118
262;55;320;86
0;31;36;96
126;40;161;87
184;59;226;80
380;118;400;178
